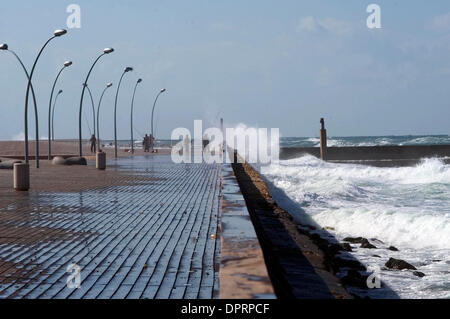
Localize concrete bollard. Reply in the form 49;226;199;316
320;118;327;161
96;151;106;170
14;163;30;191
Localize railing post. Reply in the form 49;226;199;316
96;151;106;170
14;163;30;191
320;118;327;161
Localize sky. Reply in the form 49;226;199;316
1;0;450;140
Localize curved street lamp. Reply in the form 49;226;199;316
78;48;114;157
51;90;63;141
151;88;166;152
130;78;142;154
84;84;96;139
97;82;113;152
23;29;67;168
0;44;39;165
114;67;133;158
48;61;71;159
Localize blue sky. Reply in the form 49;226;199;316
1;0;450;140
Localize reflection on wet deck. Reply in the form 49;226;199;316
0;155;221;299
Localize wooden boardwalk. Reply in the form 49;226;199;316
0;155;221;299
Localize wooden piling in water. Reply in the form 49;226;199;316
320;118;327;161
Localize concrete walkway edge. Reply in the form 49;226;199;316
218;164;275;299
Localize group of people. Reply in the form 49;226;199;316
143;134;155;153
88;134;156;154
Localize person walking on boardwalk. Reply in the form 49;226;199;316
149;134;155;153
203;134;210;149
90;134;97;153
143;134;149;152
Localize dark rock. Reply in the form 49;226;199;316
332;257;366;272
385;258;417;270
327;243;353;255
343;237;367;244
388;246;399;252
65;157;87;166
360;239;377;249
341;270;369;288
0;160;22;170
309;234;331;250
53;156;87;166
372;255;381;258
340;243;353;252
371;238;385;244
413;271;426;278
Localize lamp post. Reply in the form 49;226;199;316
97;82;113;152
151;88;166;152
48;61;71;159
84;84;96;140
51;90;63;141
0;44;39;165
114;67;133;158
78;48;114;157
130;78;142;154
23;29;67;170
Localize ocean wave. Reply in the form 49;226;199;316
280;135;450;148
260;155;450;250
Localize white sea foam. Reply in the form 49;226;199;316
259;155;450;298
261;155;450;249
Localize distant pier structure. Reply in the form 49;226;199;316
320;118;327;161
281;118;450;167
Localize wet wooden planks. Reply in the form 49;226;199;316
0;155;221;299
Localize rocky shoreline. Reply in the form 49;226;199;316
232;161;351;299
296;225;426;297
232;160;426;299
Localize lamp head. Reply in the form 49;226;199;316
107;82;113;88
0;43;8;50
64;61;72;67
58;90;63;94
104;48;114;54
54;29;67;37
125;67;133;73
137;79;142;83
161;88;166;93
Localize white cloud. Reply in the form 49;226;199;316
11;132;49;141
296;16;352;35
12;132;25;141
296;16;318;32
430;12;450;31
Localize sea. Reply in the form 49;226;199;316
259;135;450;299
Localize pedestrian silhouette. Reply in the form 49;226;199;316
143;134;149;152
90;135;97;153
